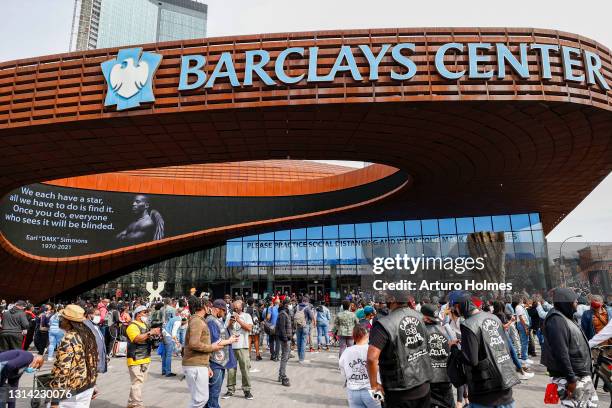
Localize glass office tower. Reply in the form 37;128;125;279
87;213;548;302
70;0;207;51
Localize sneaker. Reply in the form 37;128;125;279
520;359;531;366
281;377;291;387
518;371;535;380
256;355;262;361
524;358;535;365
222;391;234;399
244;391;254;400
298;360;310;364
249;368;261;373
165;373;177;377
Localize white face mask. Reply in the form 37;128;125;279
92;316;101;324
140;316;149;324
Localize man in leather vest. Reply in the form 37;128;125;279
422;303;456;408
451;291;519;408
367;294;433;407
541;288;598;407
125;306;160;408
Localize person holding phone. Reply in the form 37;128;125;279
206;300;239;408
223;300;254;400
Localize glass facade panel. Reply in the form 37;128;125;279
371;222;387;237
388;221;405;236
405;220;422;236
291;228;307;240
323;225;338;239
530;213;542;230
456;218;474;234
492;215;511;232
88;213;550;301
438;218;456;235
307;227;322;239
421;219;438;235
339;224;355;238
355;223;371;238
511;214;532;231
474;216;493;232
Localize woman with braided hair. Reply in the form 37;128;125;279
49;304;99;408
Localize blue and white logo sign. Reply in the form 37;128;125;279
101;48;162;111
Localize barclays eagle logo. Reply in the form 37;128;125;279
101;48;163;111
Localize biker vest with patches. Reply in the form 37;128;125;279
461;312;520;396
377;307;433;391
206;315;229;367
127;322;152;361
425;323;451;384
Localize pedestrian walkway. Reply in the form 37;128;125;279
16;349;612;407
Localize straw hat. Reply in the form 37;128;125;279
59;304;86;322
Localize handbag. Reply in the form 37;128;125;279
262;321;276;335
113;341;128;357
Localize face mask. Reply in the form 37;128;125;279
592;301;603;309
140;316;149;324
92;316;101;324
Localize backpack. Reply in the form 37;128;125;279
294;306;307;329
446;345;467;387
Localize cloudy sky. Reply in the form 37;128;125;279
1;0;610;243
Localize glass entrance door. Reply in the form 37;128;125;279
274;285;291;297
307;284;324;302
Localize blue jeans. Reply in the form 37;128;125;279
47;330;64;359
178;327;186;346
317;324;329;347
347;389;381;408
535;328;544;346
296;326;309;361
518;323;529;361
206;367;225;408
505;332;521;370
162;338;174;375
469;403;515;408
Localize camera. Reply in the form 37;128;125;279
149;321;163;347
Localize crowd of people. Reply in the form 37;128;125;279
0;286;611;407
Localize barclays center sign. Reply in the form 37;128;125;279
102;42;611;111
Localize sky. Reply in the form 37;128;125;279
0;0;610;243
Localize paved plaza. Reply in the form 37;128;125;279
15;347;612;408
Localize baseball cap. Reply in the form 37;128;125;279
363;305;375;315
134;306;148;316
447;290;468;306
421;304;439;321
212;299;226;309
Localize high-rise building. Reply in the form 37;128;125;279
69;0;207;51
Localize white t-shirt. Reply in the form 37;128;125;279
225;312;253;349
339;344;371;390
515;304;529;326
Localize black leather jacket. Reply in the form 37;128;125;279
277;308;293;341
